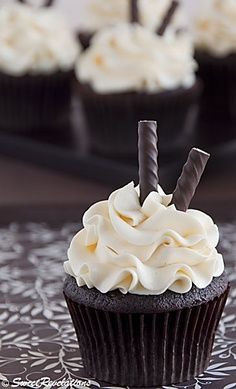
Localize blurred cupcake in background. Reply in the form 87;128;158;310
78;0;187;49
76;22;200;157
0;2;80;134
193;0;236;144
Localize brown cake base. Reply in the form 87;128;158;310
77;80;202;158
195;51;236;144
64;273;229;387
0;70;75;134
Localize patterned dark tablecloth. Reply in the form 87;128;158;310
0;222;236;389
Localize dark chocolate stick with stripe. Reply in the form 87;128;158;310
130;0;139;23
172;148;210;212
138;121;159;205
157;0;179;36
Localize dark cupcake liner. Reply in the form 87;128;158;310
0;70;75;134
77;80;202;158
64;283;229;387
195;51;236;142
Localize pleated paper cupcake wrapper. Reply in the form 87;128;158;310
0;70;74;134
196;51;236;134
78;81;202;158
64;286;229;387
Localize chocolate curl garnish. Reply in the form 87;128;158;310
157;0;179;36
138;121;159;205
172;148;210;212
18;0;54;7
130;0;139;23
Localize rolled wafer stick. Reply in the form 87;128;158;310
138;121;159;205
130;0;139;23
172;148;210;211
157;0;179;36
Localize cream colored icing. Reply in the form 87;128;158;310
79;0;186;34
194;0;236;56
0;3;80;75
76;23;196;94
64;182;224;295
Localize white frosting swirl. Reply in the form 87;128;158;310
76;23;196;94
64;182;224;295
79;0;186;34
194;0;236;57
0;4;80;75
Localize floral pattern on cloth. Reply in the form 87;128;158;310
0;222;235;389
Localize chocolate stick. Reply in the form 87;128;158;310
18;0;54;6
44;0;54;6
138;121;159;205
130;0;139;23
157;0;179;36
172;148;210;212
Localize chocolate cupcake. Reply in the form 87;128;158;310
76;22;200;157
78;0;186;49
64;274;228;386
63;121;229;387
193;0;236;144
0;3;80;134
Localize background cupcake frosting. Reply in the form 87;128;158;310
77;23;196;93
65;182;224;295
0;3;80;75
78;0;186;33
194;0;236;57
